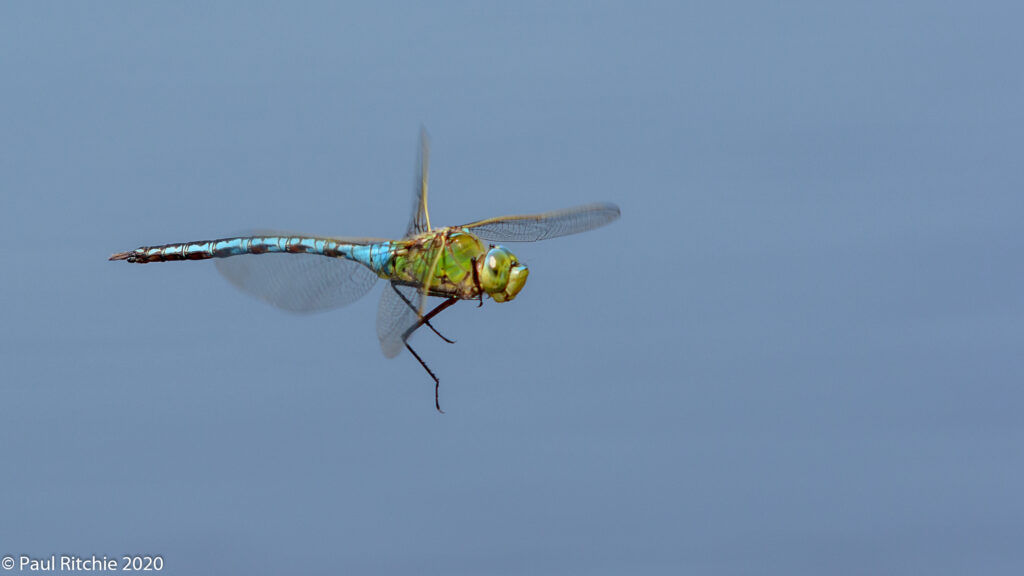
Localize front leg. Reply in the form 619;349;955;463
399;296;458;413
390;283;456;344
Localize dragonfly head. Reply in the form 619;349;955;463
478;245;529;303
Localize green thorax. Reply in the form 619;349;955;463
384;228;488;300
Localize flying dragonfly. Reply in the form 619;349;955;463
110;130;620;411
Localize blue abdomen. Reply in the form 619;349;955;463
110;236;398;275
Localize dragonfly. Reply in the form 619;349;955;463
110;131;620;411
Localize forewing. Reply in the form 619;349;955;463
376;282;422;358
459;202;621;242
405;128;432;237
215;252;378;314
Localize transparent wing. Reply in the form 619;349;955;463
459;202;621;242
215;252;379;314
376;282;421;357
405;127;432;237
379;129;438;357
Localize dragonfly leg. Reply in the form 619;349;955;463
403;297;459;342
404;341;444;413
390;283;455;344
400;297;458;413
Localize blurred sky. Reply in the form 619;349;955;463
1;2;1022;574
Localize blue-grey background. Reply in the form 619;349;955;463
2;2;1022;574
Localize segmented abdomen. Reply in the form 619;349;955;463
110;236;378;265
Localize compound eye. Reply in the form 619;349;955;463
480;246;512;294
487;251;506;274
